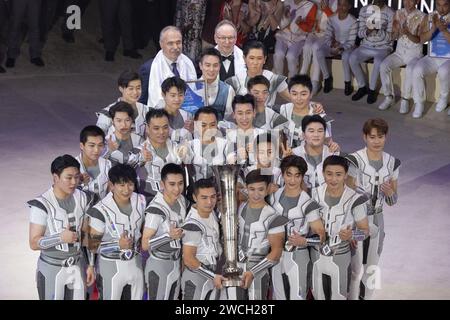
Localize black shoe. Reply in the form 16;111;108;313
351;86;368;101
62;32;75;43
323;76;333;93
105;51;115;61
6;58;15;68
0;66;5;73
31;57;45;67
344;81;353;96
123;50;142;59
367;89;378;104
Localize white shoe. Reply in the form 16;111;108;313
378;96;394;110
435;98;448;112
412;103;424;118
399;99;410;114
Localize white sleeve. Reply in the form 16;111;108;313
268;226;285;234
29;207;47;226
352;202;367;222
277;80;288;93
305;209;320;224
145;214;164;231
348;163;359;179
89;217;105;233
225;86;236;119
182;230;202;247
392;167;400;180
96;112;112;134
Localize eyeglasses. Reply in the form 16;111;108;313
216;36;236;41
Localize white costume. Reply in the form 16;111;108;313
76;154;111;201
104;132;143;168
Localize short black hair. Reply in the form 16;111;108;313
288;74;312;92
51;154;80;176
108;163;138;185
193;178;216;196
80;125;105;144
109;101;134;119
280;155;308;176
199;47;222;63
255;132;275;147
118;70;141;88
301;115;327;133
161;76;187;95
247;75;270;91
232;94;255;112
145;108;170;124
243;40;267;57
161;163;185;181
323;155;349;173
245;169;271;186
194;106;218;121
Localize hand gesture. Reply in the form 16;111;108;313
86;266;96;287
295;15;304;25
61;227;78;244
81;173;91;184
436;18;448;33
214;274;228;289
432;13;440;31
142;142;153;163
107;138;119;152
169;222;184;240
268;183;279;195
380;180;394;197
119;231;133;250
184;119;194;133
280;141;293;158
176;144;189;161
328;140;341;153
241;271;254;289
339;225;353;241
312;102;325;114
288;229;307;247
320;0;328;10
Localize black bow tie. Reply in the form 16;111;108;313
221;55;234;62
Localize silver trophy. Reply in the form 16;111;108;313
212;165;243;287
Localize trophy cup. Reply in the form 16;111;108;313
212;165;243;287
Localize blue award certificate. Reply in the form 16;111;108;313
429;23;450;59
181;80;207;114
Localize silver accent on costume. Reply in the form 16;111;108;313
249;258;276;276
212;165;243;287
352;229;367;241
385;192;398;206
38;233;63;250
148;233;174;251
194;265;216;281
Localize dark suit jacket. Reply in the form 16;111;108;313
138;58;153;105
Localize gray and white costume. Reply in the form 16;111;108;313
292;142;339;192
346;148;400;300
76;154;111;201
253;107;289;131
223;203;288;300
270;188;321;300
104;132;143;168
311;184;368;300
96;99;149;138
144;191;187;300
137;139;183;202
28;188;94;300
224;127;267;165
225;69;288;107
279;102;332;148
181;207;222;300
88;192;146;300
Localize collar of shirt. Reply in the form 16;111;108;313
163;54;179;68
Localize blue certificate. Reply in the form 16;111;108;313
181;80;207;114
429;24;450;59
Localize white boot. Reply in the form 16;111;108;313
378;96;394;110
412;102;424;118
399;98;410;114
435;98;448;112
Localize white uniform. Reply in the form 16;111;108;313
380;9;425;99
76;154;111;201
279;102;332;148
186;137;227;182
349;5;395;91
311;185;368;300
137;138;183;202
144;191;187;300
346;148;400;300
181;208;222;300
88;192;146;300
225;69;288;107
104;132;143;168
412;12;450;113
28;188;94;300
270;188;321;300
224;127;267;165
96;99;149;138
253;107;289;131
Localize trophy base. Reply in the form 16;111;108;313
223;278;242;287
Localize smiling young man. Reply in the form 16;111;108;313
86;164;146;300
181;178;225;300
222;169;288;300
225;40;290;107
346;118;400;300
270;155;325;300
28;155;95;300
198;48;235;121
76;126;111;202
141;163;187;300
311;155;369;300
96;71;149;138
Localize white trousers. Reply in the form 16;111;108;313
315;44;353;82
300;34;325;82
273;37;305;78
349;46;391;90
412;56;450;104
379;52;422;98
